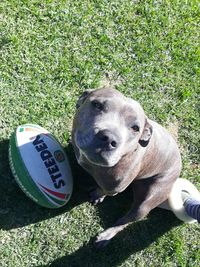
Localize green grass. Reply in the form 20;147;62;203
0;0;200;266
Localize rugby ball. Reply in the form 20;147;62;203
9;124;73;209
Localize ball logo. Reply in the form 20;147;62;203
54;150;65;163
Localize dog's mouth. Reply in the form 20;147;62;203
84;151;121;167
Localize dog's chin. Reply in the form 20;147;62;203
82;151;120;168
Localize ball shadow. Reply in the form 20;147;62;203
0;140;92;230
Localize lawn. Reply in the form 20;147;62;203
0;0;200;266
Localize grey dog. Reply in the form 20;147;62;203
72;88;182;248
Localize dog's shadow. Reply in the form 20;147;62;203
45;209;181;267
0;140;93;230
0;139;181;267
44;168;182;267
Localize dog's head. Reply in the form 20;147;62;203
73;88;152;167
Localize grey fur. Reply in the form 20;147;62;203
72;88;182;248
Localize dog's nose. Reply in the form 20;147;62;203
96;130;119;150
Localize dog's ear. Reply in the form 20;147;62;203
139;119;153;147
76;90;94;109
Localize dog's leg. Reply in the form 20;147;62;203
89;187;106;205
95;175;176;248
95;202;149;248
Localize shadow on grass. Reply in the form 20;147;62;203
0;140;94;230
44;209;181;267
0;139;182;267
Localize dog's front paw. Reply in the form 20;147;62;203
89;187;106;205
95;227;115;248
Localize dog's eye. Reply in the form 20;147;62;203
131;125;140;132
91;100;103;110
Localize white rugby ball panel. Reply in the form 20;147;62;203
9;124;73;208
